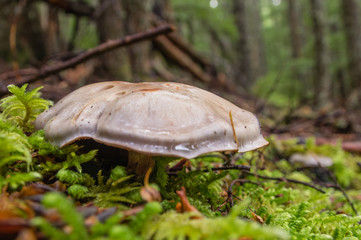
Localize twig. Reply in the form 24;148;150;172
242;171;326;193
322;169;358;216
167;164;250;178
216;179;259;212
228;179;260;208
321;182;358;216
0;24;175;96
203;165;250;172
168;164;250;174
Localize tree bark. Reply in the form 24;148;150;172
122;0;153;81
96;0;132;80
0;1;46;69
96;0;153;81
341;0;361;92
288;0;307;103
288;0;302;59
247;0;267;78
153;0;173;22
233;0;253;89
310;0;331;109
45;6;63;56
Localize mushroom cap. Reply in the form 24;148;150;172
35;81;268;159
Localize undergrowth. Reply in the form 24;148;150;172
1;84;361;239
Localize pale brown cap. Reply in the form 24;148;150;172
35;81;268;159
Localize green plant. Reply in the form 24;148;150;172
0;84;52;132
32;192;89;240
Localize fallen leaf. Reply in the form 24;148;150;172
176;187;202;218
249;208;264;224
140;186;162;202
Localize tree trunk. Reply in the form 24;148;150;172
288;0;302;59
96;0;153;81
45;6;62;56
153;0;173;22
96;0;132;80
247;0;267;78
0;1;46;69
122;0;153;81
232;0;253;89
341;0;361;93
341;0;361;132
310;0;331;109
288;0;307;103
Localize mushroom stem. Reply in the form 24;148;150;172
127;151;155;176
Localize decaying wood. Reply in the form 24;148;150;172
165;32;208;69
151;16;237;93
0;24;175;96
39;0;95;18
154;35;211;84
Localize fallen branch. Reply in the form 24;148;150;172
322;169;358;216
154;35;211;84
216;171;326;213
320;182;358;216
216;179;259;213
151;16;237;93
0;24;175;96
203;165;250;172
168;164;250;174
39;0;95;18
242;171;326;193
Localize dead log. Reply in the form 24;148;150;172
0;24;175;97
166;32;208;69
153;35;211;84
151;16;237;93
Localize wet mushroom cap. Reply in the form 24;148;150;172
35;81;268;159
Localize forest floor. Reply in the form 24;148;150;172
2;82;361;240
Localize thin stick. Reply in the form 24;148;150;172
229;111;240;150
0;24;175;95
322;169;358;216
228;179;260;207
203;165;250;172
322;183;358;216
216;179;259;211
242;171;326;193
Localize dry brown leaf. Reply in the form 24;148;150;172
249;208;264;224
140;186;162;202
176;187;202;219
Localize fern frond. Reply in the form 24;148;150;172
0;84;52;132
63;150;98;172
83;166;141;207
0;130;32;172
153;156;177;191
5;171;42;189
56;168;95;186
67;184;89;199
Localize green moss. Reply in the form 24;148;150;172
2;84;361;239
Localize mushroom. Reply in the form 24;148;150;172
35;81;268;173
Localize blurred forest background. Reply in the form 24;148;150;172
1;0;361;137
